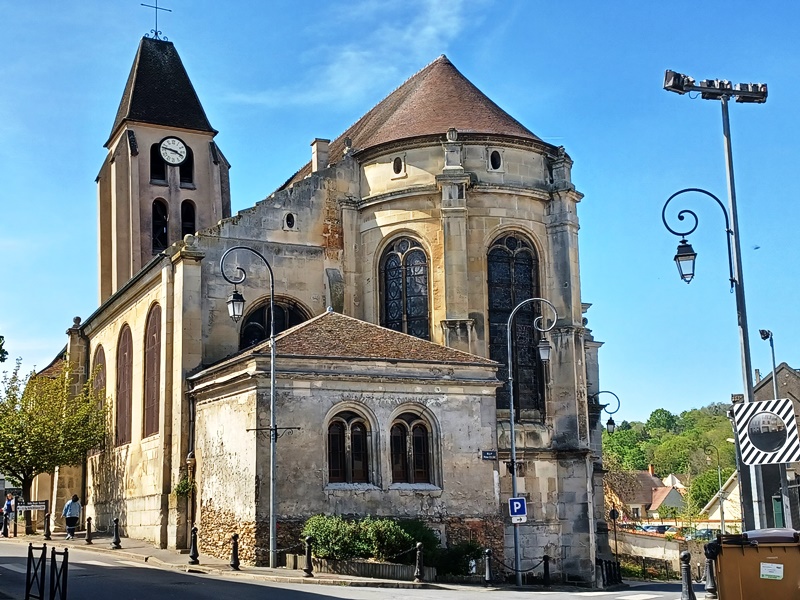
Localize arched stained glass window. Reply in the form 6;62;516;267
380;237;430;340
487;233;544;419
143;304;161;438
239;299;309;350
152;199;168;254
327;413;371;484
116;325;133;446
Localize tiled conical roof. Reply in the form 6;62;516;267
282;55;539;188
106;37;216;146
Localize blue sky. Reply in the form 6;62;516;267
1;1;798;423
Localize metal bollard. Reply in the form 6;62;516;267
3;513;9;537
43;513;51;541
111;517;122;549
302;535;314;577
413;541;424;583
680;551;697;600
703;542;719;599
543;554;551;586
484;548;492;587
13;509;17;537
188;525;200;565
85;517;92;545
229;533;240;571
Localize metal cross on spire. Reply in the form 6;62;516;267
141;0;172;40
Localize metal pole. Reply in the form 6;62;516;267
717;459;725;534
268;266;277;568
767;332;793;528
506;297;557;588
720;95;766;530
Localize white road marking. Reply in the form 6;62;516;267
574;594;617;598
78;560;117;567
618;594;663;600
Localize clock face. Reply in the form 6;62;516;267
160;137;187;165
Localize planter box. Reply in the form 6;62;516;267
286;554;437;581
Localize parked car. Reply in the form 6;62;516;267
643;524;671;534
666;526;695;538
686;528;721;541
619;523;646;532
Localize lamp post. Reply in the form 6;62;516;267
220;245;278;568
663;70;768;531
704;444;725;534
506;297;558;587
590;390;621;435
759;329;793;529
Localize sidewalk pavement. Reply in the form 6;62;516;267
0;530;454;590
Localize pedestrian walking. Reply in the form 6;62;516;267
3;493;12;518
61;494;81;540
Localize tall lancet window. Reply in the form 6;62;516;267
143;304;161;438
181;200;196;238
379;237;430;340
116;325;133;446
487;233;545;420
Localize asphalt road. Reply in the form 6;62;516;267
0;543;697;600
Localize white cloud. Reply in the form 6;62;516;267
224;0;475;109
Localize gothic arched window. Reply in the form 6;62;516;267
90;346;107;454
390;412;432;484
181;200;196;238
143;304;161;438
116;325;133;446
327;412;371;484
379;237;430;340
487;233;544;419
239;299;309;350
152;199;168;254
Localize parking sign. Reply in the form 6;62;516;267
509;497;527;523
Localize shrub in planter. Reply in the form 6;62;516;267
362;516;413;562
396;519;441;564
302;515;368;560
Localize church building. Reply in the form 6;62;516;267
48;35;610;584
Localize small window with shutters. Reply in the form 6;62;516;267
143;304;161;438
116;326;133;446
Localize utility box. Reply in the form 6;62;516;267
714;528;800;599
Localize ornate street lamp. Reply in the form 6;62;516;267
220;246;278;567
590;391;621;435
506;297;558;587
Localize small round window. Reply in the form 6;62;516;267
392;157;403;175
285;213;295;229
490;150;502;170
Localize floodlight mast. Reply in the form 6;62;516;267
662;69;769;531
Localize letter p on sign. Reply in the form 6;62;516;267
509;497;527;523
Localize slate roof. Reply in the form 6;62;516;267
619;471;665;506
107;37;215;146
281;55;540;189
649;486;676;511
241;310;497;366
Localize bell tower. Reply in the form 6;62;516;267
97;37;231;301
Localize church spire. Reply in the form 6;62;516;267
106;37;216;147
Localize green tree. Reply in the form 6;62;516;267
0;336;7;363
646;408;678;434
0;360;107;532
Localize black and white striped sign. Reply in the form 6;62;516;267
733;398;800;465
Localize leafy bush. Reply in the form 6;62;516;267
301;515;368;560
362;516;413;561
435;541;483;576
396;519;441;564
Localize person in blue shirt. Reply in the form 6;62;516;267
61;494;81;540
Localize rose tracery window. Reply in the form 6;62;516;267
487;233;545;420
380;237;430;340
